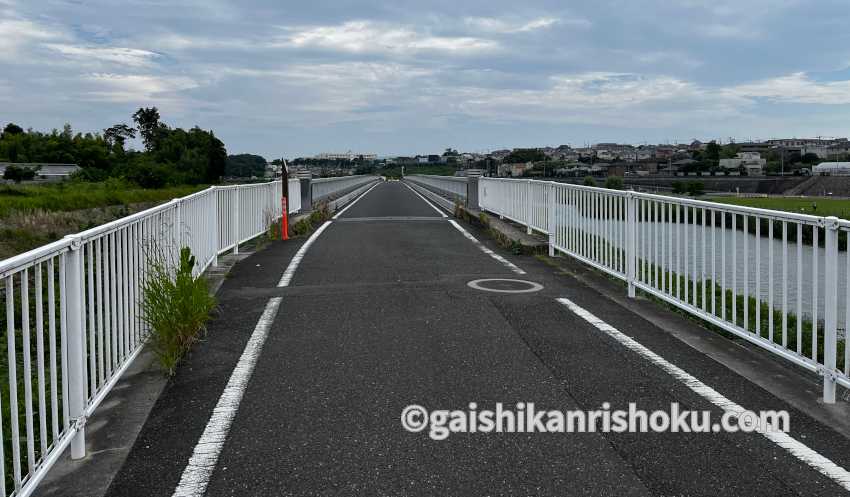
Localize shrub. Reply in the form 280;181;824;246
142;246;216;375
604;176;624;190
672;181;686;194
583;176;597;187
291;202;331;237
687;181;705;196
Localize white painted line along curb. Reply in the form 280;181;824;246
332;181;381;220
402;182;448;218
557;297;850;491
449;220;525;275
171;297;283;497
277;221;332;287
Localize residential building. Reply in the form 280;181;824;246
719;152;766;171
314;151;377;161
0;163;80;182
813;162;850;176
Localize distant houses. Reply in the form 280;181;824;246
0;163;80;183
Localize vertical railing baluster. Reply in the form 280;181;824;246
823;217;839;403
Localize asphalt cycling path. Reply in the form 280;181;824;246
106;181;850;496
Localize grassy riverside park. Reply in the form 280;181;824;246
0;180;207;260
707;196;850;221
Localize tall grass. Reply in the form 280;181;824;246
0;180;206;218
141;247;216;375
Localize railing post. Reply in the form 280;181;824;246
211;187;218;267
174;199;182;252
298;171;312;213
547;183;555;257
526;179;533;234
64;236;87;459
232;186;240;255
823;216;839;403
626;192;637;298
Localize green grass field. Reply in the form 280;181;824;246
0;180;205;218
0;181;208;260
707;196;850;221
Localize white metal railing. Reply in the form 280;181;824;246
479;177;850;404
312;175;378;204
0;178;300;497
405;175;468;203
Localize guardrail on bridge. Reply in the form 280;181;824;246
0;174;375;497
406;173;850;406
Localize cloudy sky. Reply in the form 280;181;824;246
3;0;850;158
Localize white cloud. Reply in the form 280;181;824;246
728;72;850;105
448;72;751;127
82;73;199;102
464;16;572;33
285;21;498;54
45;43;160;67
0;17;61;59
696;23;761;40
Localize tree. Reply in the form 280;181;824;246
2;123;23;138
3;164;39;183
801;153;820;165
132;107;163;151
104;123;137;150
504;148;547;164
225;154;267;177
604;176;624;190
686;181;704;196
705;141;721;166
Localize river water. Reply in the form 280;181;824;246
575;216;847;324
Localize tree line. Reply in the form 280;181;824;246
1;108;228;187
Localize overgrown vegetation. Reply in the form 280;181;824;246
0;180;204;217
291;203;332;237
0;181;207;259
141;247;216;375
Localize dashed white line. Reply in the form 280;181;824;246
172;296;283;497
557;297;850;492
332;181;381;220
402;182;448;218
277;221;332;287
449;220;525;275
174;215;336;496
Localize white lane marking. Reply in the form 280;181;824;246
557;297;850;491
277;221;332;287
332;181;381;220
449;220;525;275
402;182;448;218
172;297;283;497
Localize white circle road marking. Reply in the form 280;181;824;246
467;278;544;294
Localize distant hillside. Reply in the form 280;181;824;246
226;154;267;177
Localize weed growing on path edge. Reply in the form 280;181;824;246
291;203;331;237
142;247;216;375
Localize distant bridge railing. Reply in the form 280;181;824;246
0;175;379;497
395;174;850;404
479;176;850;405
405;175;468;204
312;175;380;204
